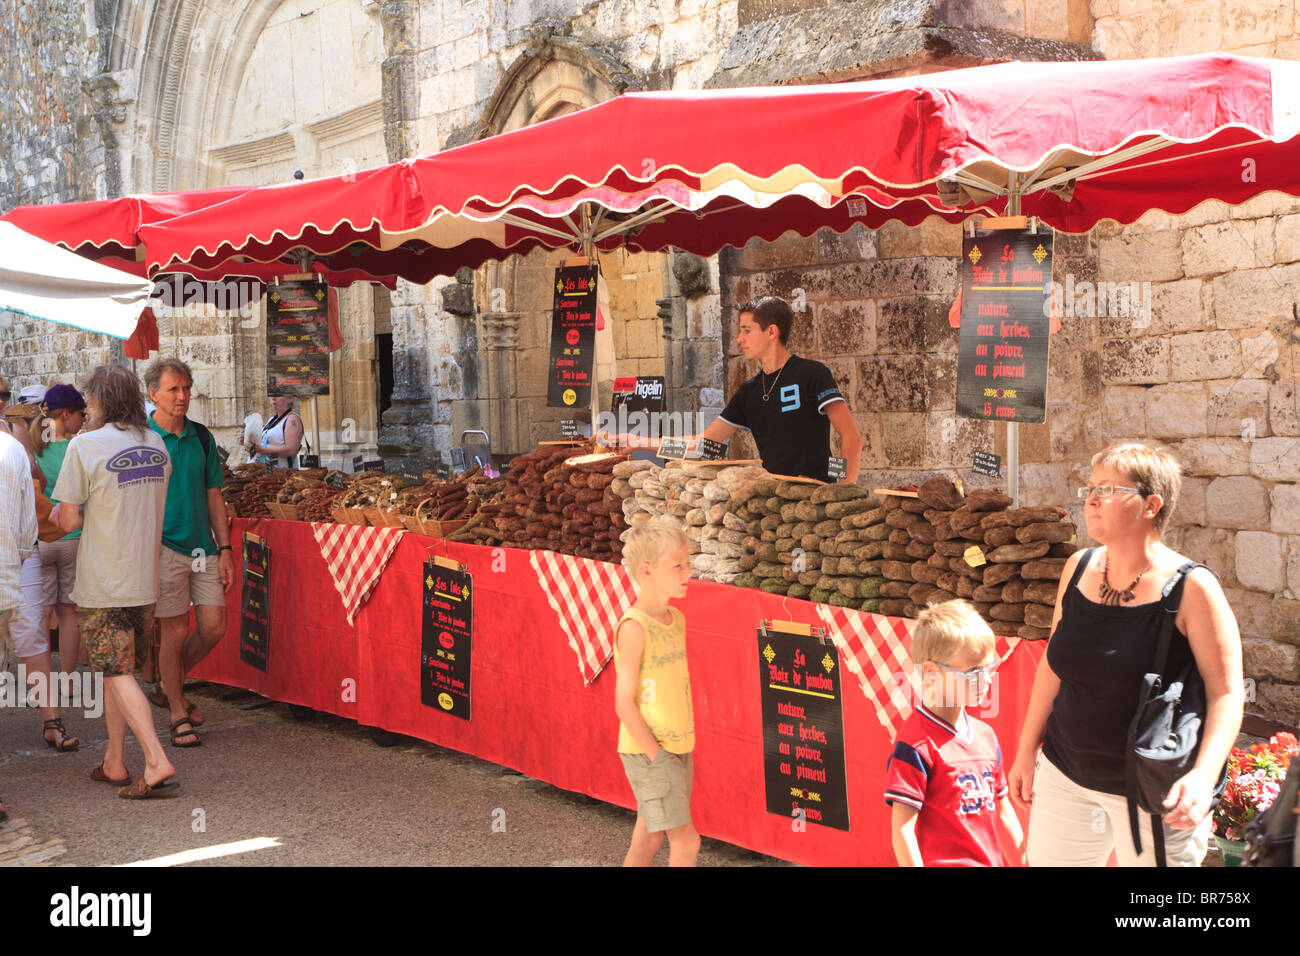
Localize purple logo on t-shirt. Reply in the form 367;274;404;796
106;446;167;484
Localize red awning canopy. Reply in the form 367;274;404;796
9;53;1300;284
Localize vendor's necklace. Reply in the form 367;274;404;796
760;361;787;401
1098;551;1153;606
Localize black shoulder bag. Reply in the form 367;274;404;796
1124;562;1227;866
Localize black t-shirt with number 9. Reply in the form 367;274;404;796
718;355;845;481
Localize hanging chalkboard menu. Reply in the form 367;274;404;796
955;227;1052;423
266;277;331;397
757;625;850;831
420;558;473;720
239;533;270;672
546;264;598;409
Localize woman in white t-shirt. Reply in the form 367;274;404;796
248;395;304;468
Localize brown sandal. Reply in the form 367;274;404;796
90;763;131;786
117;775;180;800
42;718;79;752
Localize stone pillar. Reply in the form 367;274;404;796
379;0;418;161
379;279;437;473
481;311;522;461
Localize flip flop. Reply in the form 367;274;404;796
169;718;202;748
117;776;180;800
89;763;131;786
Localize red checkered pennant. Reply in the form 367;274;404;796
814;604;917;737
814;603;1022;736
311;523;405;625
528;550;639;685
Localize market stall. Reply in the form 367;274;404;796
193;515;1044;866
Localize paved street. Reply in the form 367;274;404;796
0;673;786;867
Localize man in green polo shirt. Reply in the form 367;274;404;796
145;357;233;748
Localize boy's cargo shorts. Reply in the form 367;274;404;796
619;749;694;833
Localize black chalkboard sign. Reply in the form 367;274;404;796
325;471;346;489
560;419;581;438
363;458;383;473
299;454;320;469
266;278;331;397
827;456;847;480
657;437;689;460
700;438;728;461
956;227;1053;424
758;626;850;831
420;558;473;721
351;454;364;473
972;450;1002;477
239;533;270;672
547;264;599;409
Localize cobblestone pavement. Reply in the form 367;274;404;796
0;672;788;867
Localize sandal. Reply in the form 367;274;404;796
118;776;180;800
170;717;202;748
42;718;79;752
149;686;204;726
90;763;132;786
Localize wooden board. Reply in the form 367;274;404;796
671;458;763;466
872;488;920;498
770;473;825;485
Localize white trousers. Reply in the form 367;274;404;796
1027;753;1210;867
6;552;51;658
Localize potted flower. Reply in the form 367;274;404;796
1212;732;1298;866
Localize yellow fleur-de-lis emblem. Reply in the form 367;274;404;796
1032;243;1047;264
763;644;775;664
967;245;982;265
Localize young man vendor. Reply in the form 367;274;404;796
699;296;861;482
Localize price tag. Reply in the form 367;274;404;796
827;456;847;480
325;471;346;489
299;454;320;469
352;454;364;473
363;459;383;472
972;451;1002;478
560;420;581;438
963;545;987;567
451;447;466;467
657;437;689;460
699;438;728;461
401;472;422;485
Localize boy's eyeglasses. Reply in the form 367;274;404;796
1076;484;1142;501
932;660;998;685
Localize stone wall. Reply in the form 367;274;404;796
0;1;117;395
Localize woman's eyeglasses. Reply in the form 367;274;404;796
1076;484;1142;501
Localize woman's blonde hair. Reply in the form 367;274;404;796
910;600;995;667
622;520;689;574
1090;442;1182;533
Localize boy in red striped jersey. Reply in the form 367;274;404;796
886;600;1026;866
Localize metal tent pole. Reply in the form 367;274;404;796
1006;177;1021;508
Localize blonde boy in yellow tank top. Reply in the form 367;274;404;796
613;522;699;867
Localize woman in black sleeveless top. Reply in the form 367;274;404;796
1007;443;1242;866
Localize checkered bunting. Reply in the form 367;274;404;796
528;549;639;685
311;523;405;626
